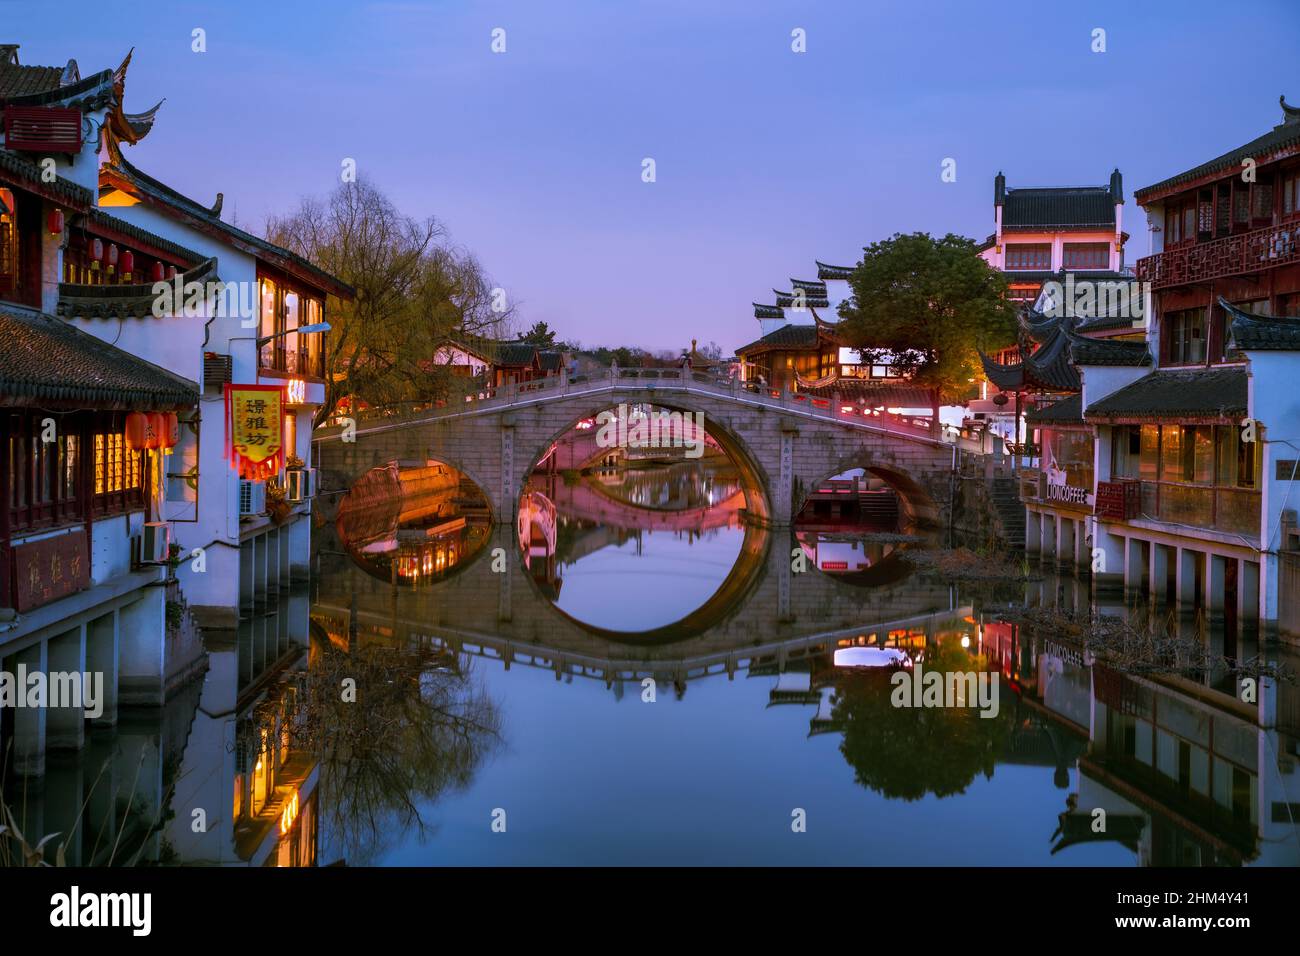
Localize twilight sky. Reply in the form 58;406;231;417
9;0;1299;352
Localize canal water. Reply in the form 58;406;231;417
6;413;1299;866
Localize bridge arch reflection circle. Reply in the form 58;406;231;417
792;461;934;589
336;457;495;586
517;401;773;642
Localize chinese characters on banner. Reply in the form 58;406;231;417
225;384;285;480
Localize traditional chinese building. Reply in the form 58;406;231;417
1022;98;1300;643
734;261;936;415
0;43;351;778
972;169;1142;449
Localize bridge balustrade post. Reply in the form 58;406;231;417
831;390;841;419
559;365;569;396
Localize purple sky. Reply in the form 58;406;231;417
12;0;1300;352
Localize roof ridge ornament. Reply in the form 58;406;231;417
1282;94;1300;126
210;192;223;218
60;58;80;86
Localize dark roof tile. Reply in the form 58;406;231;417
735;323;823;355
1002;187;1116;229
1026;393;1084;424
0;308;198;409
1085;367;1246;422
1223;296;1300;351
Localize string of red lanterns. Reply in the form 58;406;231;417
125;411;180;452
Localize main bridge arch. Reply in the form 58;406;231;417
314;375;957;528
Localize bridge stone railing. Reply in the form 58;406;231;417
322;367;992;453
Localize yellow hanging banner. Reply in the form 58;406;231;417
225;384;285;479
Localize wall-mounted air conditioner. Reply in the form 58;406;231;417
285;468;315;503
136;521;170;565
239;480;267;517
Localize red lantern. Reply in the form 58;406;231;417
106;243;119;275
165;265;176;280
151;261;165;282
120;249;134;281
47;208;64;236
146;412;166;450
160;412;180;449
90;237;103;270
125;412;149;451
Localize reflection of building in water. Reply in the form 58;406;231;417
337;460;492;587
980;603;1300;865
166;588;318;866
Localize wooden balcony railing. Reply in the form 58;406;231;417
1135;220;1300;290
1137;481;1261;537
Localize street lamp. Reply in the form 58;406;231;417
256;321;331;347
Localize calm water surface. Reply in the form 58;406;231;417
7;435;1298;867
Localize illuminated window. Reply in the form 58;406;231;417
259;277;279;369
0;187;16;295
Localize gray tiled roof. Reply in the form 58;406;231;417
815;261;854;280
0;307;198;409
1002;187;1116;229
1085;367;1247;421
1026;393;1084;424
1223;296;1300;351
735;323;824;355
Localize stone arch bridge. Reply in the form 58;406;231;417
314;368;984;527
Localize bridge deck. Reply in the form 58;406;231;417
315;367;991;453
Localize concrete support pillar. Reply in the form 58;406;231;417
1124;537;1148;595
1260;551;1280;630
46;625;87;751
1041;512;1057;559
1177;547;1200;611
85;610;119;728
1092;526;1125;594
1208;553;1227;619
11;641;48;777
1151;544;1171;608
1025;509;1041;555
119;590;166;706
1242;560;1261;623
1058;516;1075;569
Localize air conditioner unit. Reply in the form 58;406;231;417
136;521;170;565
285;468;315;503
239;480;267;517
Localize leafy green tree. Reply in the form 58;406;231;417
837;233;1016;432
519;321;557;348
